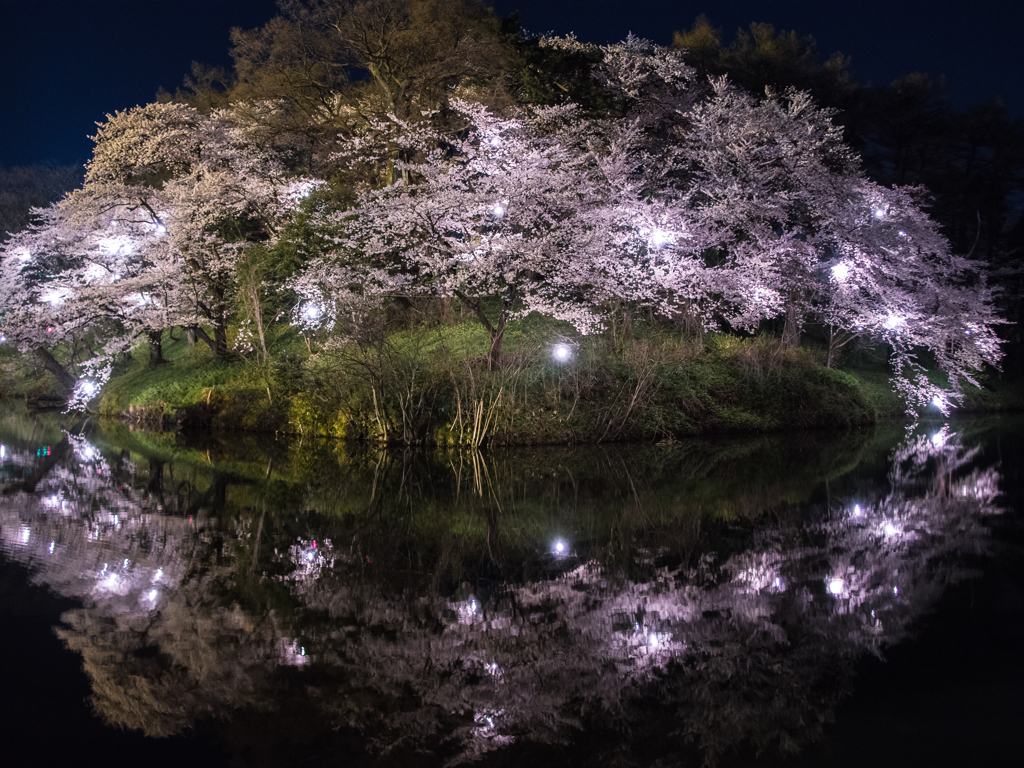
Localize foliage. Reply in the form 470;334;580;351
0;19;1008;422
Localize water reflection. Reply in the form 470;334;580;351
0;412;1010;765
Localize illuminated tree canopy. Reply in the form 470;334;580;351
0;34;1003;411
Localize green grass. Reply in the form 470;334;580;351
97;329;294;431
44;318;1021;443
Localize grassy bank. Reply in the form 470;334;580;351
77;315;1024;444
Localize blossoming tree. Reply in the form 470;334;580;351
1;102;314;402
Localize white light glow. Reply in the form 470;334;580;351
883;522;898;537
828;578;844;595
874;208;886;219
49;541;55;554
493;202;505;217
40;288;68;306
853;504;862;517
884;314;902;330
21;527;30;544
147;589;158;602
76;380;99;398
489;136;501;147
553;539;567;555
303;303;321;322
552;344;572;362
650;229;670;247
931;431;946;449
831;262;850;281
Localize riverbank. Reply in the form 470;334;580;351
102;325;1024;443
6;321;1022;443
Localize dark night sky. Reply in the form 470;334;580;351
2;0;1022;169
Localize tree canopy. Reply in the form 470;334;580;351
0;2;1012;412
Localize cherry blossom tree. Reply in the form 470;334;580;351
649;71;1001;406
817;181;1003;410
0;103;315;403
82;102;313;357
293;100;628;367
0;34;1004;413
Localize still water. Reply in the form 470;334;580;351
1;407;1022;767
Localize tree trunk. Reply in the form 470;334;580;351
148;330;165;365
213;323;229;357
488;323;505;370
33;347;76;393
782;302;802;347
454;289;513;370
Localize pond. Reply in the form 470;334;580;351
1;407;1023;767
